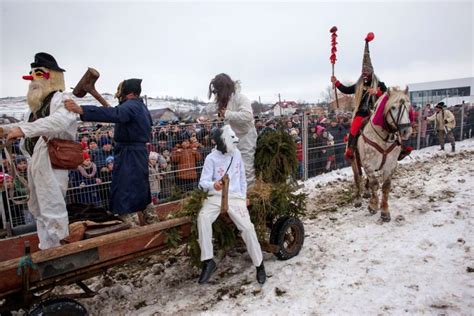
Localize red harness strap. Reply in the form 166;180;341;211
361;133;400;171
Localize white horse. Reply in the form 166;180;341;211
352;87;413;222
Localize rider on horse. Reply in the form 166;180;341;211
331;33;412;161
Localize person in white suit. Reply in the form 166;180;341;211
2;52;77;249
207;73;257;187
196;124;265;285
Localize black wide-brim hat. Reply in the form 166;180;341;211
31;52;65;72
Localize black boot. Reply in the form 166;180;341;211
451;144;455;152
256;262;266;284
398;145;413;161
198;259;217;284
439;145;444;151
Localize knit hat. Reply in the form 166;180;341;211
362;32;375;75
149;151;159;161
106;156;114;164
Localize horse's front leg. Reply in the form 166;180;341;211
380;178;392;222
351;160;362;207
367;175;379;215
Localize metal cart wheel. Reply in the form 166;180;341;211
270;217;304;260
28;297;88;316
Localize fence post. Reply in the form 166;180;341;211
302;111;309;181
460;103;465;141
416;107;422;150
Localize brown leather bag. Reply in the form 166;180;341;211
43;137;84;169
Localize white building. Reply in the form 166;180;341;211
272;101;298;116
407;77;473;107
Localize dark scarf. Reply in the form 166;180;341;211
24;91;56;156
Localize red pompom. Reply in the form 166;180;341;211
365;32;375;42
330;26;338;33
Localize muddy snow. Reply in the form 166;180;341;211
58;139;474;315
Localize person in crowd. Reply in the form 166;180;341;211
426;102;456;152
88;138;99;158
98;155;114;205
208;73;258;186
94;137;114;169
420;103;432;148
158;147;175;201
13;155;34;224
171;138;202;193
99;155;114;182
296;136;303;179
331;33;388;161
65;78;153;222
148;151;161;205
326;118;346;168
69;152;102;206
196;125;265;285
2;52;77;249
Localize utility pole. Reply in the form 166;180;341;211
278;93;282;117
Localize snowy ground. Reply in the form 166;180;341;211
63;139;473;315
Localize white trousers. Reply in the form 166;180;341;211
197;195;263;266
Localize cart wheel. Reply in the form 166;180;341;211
28;297;88;316
270;217;304;260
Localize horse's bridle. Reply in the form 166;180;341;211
384;98;411;134
360;96;411;171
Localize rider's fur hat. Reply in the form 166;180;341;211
362;32;375;75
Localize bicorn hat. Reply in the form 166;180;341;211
31;52;65;72
361;32;375;75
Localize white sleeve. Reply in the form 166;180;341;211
199;155;215;192
225;94;254;123
19;93;77;138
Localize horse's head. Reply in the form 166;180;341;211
383;87;413;140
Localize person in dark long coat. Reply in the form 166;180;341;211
65;79;152;215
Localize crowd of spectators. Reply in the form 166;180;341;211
1;104;474;229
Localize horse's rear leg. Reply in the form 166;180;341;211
380;179;391;222
367;177;379;215
351;160;362;207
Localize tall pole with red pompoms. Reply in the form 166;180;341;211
330;26;339;108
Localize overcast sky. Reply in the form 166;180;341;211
1;0;472;103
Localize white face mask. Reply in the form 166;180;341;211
222;125;239;153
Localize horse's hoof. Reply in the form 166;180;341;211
354;200;362;208
381;213;391;222
368;206;377;215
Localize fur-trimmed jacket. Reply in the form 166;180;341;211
427;108;456;131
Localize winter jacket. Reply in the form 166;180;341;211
427;109;456;131
172;147;202;180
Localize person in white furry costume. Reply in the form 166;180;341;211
207;73;258;187
196;125;266;285
2;52;77;249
